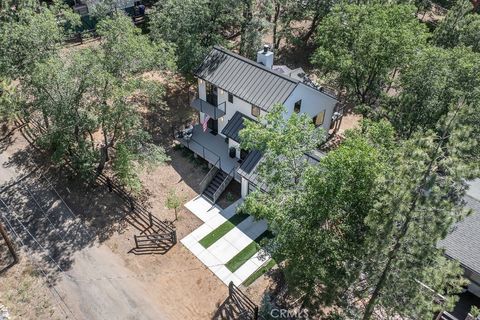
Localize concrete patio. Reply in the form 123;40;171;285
181;196;269;286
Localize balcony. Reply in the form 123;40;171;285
177;125;241;182
190;98;226;120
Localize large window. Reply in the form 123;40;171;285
205;82;217;105
251;105;261;117
313;110;325;126
294;100;302;113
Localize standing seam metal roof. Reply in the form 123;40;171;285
194;46;299;112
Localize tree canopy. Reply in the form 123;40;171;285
312;3;428;109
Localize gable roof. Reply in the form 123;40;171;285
439;194;480;275
221;111;255;142
194;46;299;112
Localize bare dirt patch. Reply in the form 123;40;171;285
0;254;63;320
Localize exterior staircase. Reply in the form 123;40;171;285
436;311;459;320
202;170;232;203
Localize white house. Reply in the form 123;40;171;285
73;0;138;17
178;45;340;203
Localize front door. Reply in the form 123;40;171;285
207;118;218;134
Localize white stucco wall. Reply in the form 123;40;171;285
283;83;338;131
198;79;206;100
241;177;249;198
216;91;259;136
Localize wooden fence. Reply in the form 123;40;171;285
228;281;259;320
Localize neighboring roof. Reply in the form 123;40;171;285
194;46;299;112
439;190;480;275
221;111;255;142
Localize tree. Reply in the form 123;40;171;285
357;100;478;320
17;13;173;189
0;5;63;79
166;189;183;221
240;102;479;319
240;115;393;309
434;0;480;52
311;3;428;110
149;0;242;73
383;46;480;139
240;104;325;191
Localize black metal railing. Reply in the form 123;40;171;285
191;90;227;119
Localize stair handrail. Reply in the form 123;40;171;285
213;166;235;203
199;159;220;193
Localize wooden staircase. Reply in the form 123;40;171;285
203;170;232;203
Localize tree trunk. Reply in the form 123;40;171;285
239;0;254;56
0;221;18;265
302;11;321;43
272;3;281;49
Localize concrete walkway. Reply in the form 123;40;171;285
182;196;269;286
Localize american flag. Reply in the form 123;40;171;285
202;115;210;132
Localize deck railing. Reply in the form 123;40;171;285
199;159;220;193
212;166;235;203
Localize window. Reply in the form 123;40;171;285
313;110;325;126
228;93;234;103
251;105;261;117
294;100;302;113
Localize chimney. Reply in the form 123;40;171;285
256;44;274;69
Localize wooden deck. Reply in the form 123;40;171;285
179;125;241;181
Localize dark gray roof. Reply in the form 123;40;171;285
221;111;254;142
237;150;266;191
439;195;480;274
194;46;299;112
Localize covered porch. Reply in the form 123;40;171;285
178;125;242;182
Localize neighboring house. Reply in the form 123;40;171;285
177;45;340;203
438;179;480;319
73;0;143;20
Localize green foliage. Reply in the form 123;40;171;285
8;13;174;190
165;189;184;220
240;104;325;192
149;0;270;72
113;143;141;192
242;102;478;318
383;46;480;142
149;0;239;73
0;5;63;79
434;0;480;52
312;3;428;108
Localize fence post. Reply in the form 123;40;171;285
228;281;234;297
253;306;259;320
149;213;153;227
130;198;135;211
106;177;113;192
171;230;177;245
134;235;138;248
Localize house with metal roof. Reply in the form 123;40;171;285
176;45;340;203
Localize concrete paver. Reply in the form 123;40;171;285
181;196;271;286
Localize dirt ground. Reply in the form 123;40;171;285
0;127;270;320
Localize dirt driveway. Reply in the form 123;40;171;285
0;129;236;320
